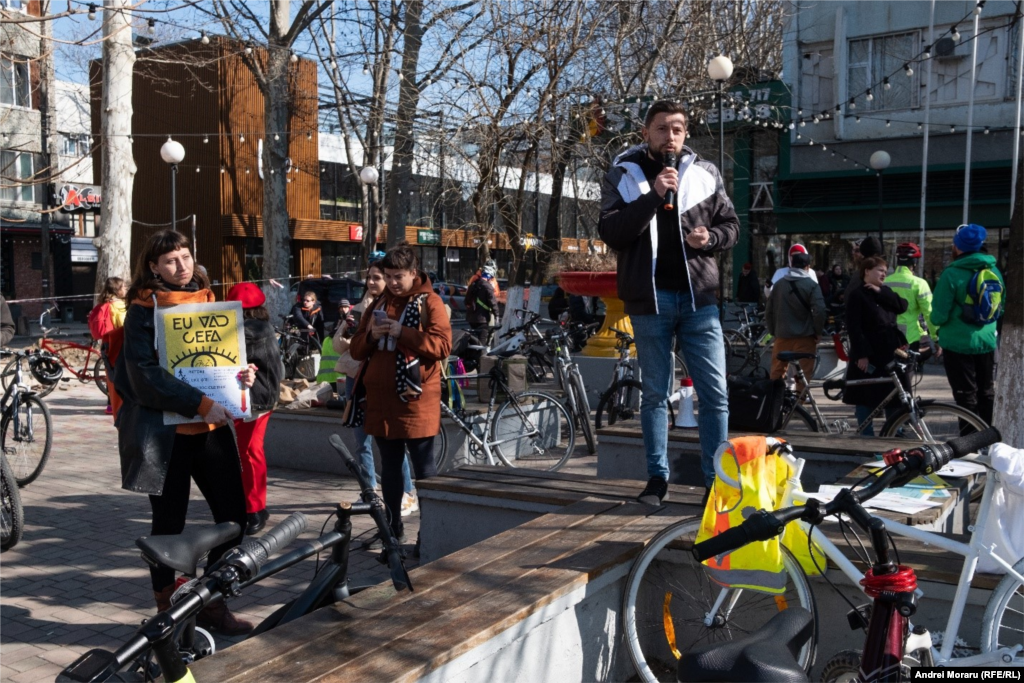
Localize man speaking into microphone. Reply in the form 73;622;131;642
598;100;739;506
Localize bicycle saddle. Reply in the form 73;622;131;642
676;607;813;683
776;351;817;362
136;522;241;575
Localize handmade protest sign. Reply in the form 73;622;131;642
154;301;251;424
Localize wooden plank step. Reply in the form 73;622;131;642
320;503;674;683
191;498;630;682
417;475;585;507
436;466;707;506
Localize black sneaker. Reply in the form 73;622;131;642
637;476;669;506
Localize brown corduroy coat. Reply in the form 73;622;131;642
348;273;452;439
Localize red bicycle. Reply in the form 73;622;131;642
0;305;107;399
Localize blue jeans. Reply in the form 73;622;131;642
346;376;413;492
631;290;729;488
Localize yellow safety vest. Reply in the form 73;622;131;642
317;337;341;384
697;436;824;593
886;266;933;344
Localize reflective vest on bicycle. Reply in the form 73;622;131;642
697;436;823;592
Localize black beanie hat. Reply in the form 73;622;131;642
859;237;884;258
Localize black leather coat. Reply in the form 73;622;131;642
113;300;234;495
244;318;284;412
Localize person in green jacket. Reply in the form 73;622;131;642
930;224;1002;425
887;242;933;351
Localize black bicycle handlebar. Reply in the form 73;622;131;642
235;512;308;570
692;427;1002;563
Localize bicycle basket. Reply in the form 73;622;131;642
29;356;63;383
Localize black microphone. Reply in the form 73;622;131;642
662;151;677;211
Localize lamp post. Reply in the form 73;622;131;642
359;165;380;257
160;138;185;231
707;55;734;175
870;150;891;244
708;54;733;316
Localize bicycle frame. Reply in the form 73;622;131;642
1;356;35;442
39;336;101;382
773;452;1024;668
440;364;545;465
784;363;927;437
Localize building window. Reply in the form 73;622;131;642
1;150;43;203
799;43;835;115
925;22;1010;106
61;134;90;157
0;55;31;108
0;0;27;13
848;31;920;111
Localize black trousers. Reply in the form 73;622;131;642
942;348;996;426
148;426;247;590
374;436;437;537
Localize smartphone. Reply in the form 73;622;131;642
372;309;389;324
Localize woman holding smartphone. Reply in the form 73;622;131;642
348;244;451;555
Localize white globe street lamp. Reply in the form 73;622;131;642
160;138;186;231
359;166;379;186
707;55;734;83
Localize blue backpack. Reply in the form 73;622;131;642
960;267;1004;326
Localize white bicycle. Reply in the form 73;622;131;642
621;434;1024;681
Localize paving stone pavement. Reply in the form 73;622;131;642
0;381;419;682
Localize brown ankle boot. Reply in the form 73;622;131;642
196;600;254;636
154;586;175;613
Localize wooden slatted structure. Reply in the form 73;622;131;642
89;37;326;296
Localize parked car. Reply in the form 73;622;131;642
291;278;366;324
433;281;468;318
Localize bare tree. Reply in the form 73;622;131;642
205;0;332;319
94;0;136;296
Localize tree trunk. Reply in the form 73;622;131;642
386;0;424;248
38;0;57;301
993;154;1024;448
539;137;570;283
95;0;136;294
260;2;295;321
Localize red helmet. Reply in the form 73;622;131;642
896;242;921;259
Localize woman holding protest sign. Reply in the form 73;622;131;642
114;229;257;635
347;244;451;556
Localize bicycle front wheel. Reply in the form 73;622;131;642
880;400;988;442
621;519;817;682
569;371;596;455
1;454;24;551
433;421;449;474
980;555;1024;661
595;379;675;431
491;392;575;471
2;395;54;486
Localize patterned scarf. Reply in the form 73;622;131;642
391;293;427;403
